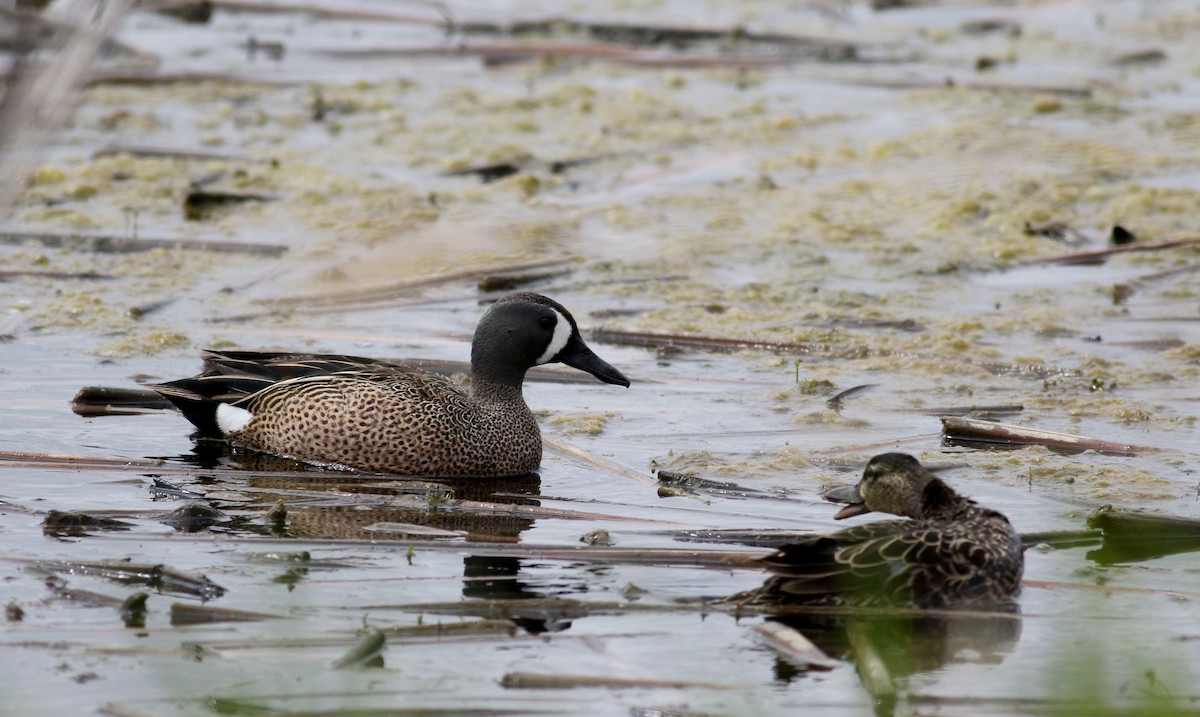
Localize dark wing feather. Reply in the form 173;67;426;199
199;351;394;381
756;519;1009;608
149;351;464;437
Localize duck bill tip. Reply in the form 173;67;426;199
560;343;630;387
833;502;872;520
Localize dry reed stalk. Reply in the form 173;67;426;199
940;416;1137;455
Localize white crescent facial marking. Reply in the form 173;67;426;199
216;403;254;435
535;308;572;365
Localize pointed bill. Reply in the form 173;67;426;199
556;335;630;387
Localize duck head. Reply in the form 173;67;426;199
471;292;630;389
824;452;936;520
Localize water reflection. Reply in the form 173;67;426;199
1086;507;1200;565
770;609;1022;713
463;555;573;634
153;443;544;542
1087;536;1200;565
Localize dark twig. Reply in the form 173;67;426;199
0;229;286;255
1032;237;1200;266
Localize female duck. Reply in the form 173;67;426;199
151;292;629;477
739;453;1022;609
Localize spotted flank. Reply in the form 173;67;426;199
148;292;631;477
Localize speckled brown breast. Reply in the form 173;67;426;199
228;366;542;477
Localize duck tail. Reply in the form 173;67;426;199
145;380;226;438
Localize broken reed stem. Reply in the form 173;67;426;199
846;620;896;703
0;229;286;256
500;671;743;690
1021;577;1200;597
209;0;442;24
849;76;1095;97
257;256;578;307
85;70;299;87
1088;505;1200;538
0;449;166;470
754;622;837;670
170;602;282;625
940;415;1140;455
449;497;699;526
92;144;255;161
542;434;660;488
330;629;386;669
194;619;519;652
1033;236;1200;266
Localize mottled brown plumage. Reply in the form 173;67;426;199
150;293;629;477
732;453;1023;609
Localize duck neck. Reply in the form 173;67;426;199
469;334;532;393
919;478;979;521
469;371;528;406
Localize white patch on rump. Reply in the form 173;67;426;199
216;403;255;434
535;309;572;365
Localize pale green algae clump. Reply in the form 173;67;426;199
545;412;614;435
91;331;191;358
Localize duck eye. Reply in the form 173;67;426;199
539;315;555;330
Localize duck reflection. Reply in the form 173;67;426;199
273;473;542;542
768;608;1022;683
461;555;575;634
159;442;544;541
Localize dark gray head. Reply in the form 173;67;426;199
824;452;937;520
470;292;631;389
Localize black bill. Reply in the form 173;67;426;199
558;336;630;387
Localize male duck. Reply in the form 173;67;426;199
151;292;630;477
736;453;1022;609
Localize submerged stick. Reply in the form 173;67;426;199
940;416;1137;455
209;0;442;24
1019;529;1102;549
500;671;742;690
754;622;837;671
1032;236;1200;266
896;403;1024;417
93;144;253;162
86;70;299;87
543;434;659;488
1087;505;1200;538
1021;577;1200;597
0;268;111;279
0;229;286;256
317;40;643;61
330;629;386;670
194;619;518;652
844;76;1096;97
170;602;281;625
369;546;765;571
846;621;896;704
31;559;226;601
669;528;821;548
451;497;696;525
0;449;165;470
